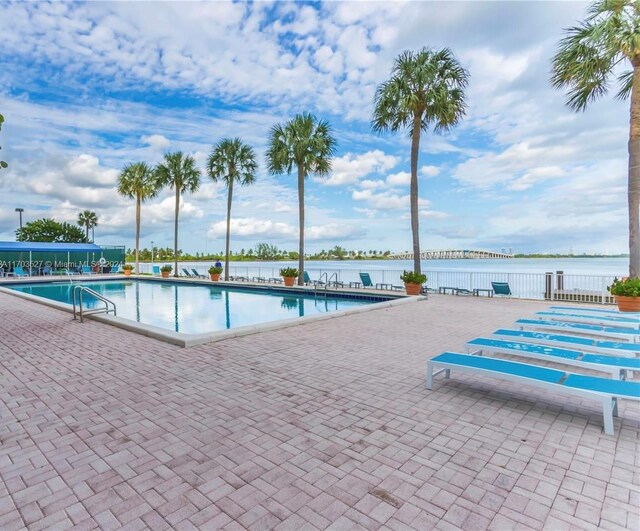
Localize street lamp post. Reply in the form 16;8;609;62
15;208;24;233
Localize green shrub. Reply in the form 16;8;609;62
400;270;427;284
608;277;640;297
279;267;299;278
208;266;223;274
122;264;134;271
160;265;173;273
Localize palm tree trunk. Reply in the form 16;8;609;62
174;188;180;277
297;163;305;286
410;115;422;274
85;223;89;242
225;179;233;281
135;194;141;274
629;61;640;277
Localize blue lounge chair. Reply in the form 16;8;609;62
152;265;160;275
13;266;30;277
517;318;640;342
191;268;206;279
303;271;316;286
182;268;195;278
42;265;52;275
493;329;640;358
426;352;640;435
111;264;120;274
551;305;640;316
81;265;95;275
466;337;640;379
536;311;640;329
491;281;511;297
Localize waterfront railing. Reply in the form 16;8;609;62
135;262;617;304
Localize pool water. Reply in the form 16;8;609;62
9;280;381;334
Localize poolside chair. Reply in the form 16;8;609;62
358;272;397;290
426;352;640;435
359;272;376;288
491;282;512;297
13;266;29;277
42;265;52;275
81;265;94;275
182;268;195;278
191;268;206;279
111;264;120;274
303;271;316;286
152;265;160;275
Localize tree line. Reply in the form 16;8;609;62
125;244;394;262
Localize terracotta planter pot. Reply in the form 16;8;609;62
124;269;132;276
210;273;220;281
161;271;170;278
283;276;296;287
614;295;640;312
404;282;422;296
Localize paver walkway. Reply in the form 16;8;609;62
0;291;638;530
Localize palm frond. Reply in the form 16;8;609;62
207;138;257;187
371;47;469;136
616;69;634;99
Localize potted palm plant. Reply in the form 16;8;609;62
280;267;299;287
160;265;172;279
607;277;640;312
122;264;134;277
400;271;427;296
208;265;223;281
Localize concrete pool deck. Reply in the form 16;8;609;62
0;291;638;530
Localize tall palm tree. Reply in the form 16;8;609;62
551;0;639;277
267;112;337;285
117;162;158;274
207;138;258;281
77;210;98;242
155;152;201;277
372;48;469;274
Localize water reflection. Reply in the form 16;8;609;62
10;280;370;334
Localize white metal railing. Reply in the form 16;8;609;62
132;262;618;304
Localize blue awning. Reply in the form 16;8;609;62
0;242;104;252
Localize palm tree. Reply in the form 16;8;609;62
77;210;98;242
117;162;159;274
551;0;639;277
207;138;258;281
155;152;201;277
267;112;337;285
372;48;469;274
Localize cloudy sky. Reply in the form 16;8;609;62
0;0;630;255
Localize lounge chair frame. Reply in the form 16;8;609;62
466;337;640;379
426;352;640;435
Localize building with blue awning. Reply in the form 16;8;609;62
0;242;125;273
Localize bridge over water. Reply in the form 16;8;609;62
390;249;514;260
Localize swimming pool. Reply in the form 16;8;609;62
7;279;392;337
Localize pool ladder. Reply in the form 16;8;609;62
314;272;340;295
72;285;117;323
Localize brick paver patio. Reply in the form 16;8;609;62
0;290;639;530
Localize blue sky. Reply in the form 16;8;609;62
0;0;630;255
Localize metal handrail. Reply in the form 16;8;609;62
72;285;117;322
326;272;339;290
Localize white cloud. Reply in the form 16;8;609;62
386;171;410;187
323;150;399;186
141;134;171;151
360;179;385;190
352;189;408;210
420;165;441;178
